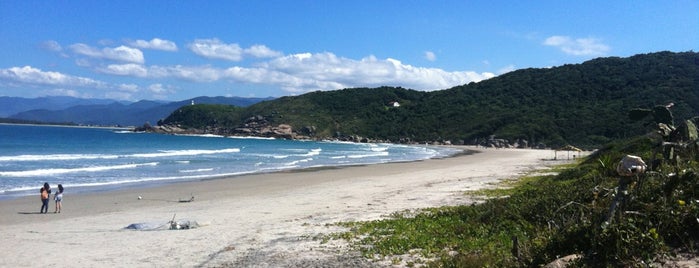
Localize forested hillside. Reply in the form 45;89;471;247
159;51;698;149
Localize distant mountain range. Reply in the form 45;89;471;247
0;96;274;126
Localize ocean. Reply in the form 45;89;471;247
0;124;461;200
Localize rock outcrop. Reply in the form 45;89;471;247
135;115;308;140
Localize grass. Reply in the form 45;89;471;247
464;163;579;199
327;137;699;267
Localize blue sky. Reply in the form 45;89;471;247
1;1;697;101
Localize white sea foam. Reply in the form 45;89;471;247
0;169;267;195
174;133;226;138
198;134;225;138
347;151;390;159
131;148;240;158
0;148;241;162
0;154;119;162
0;162;159;177
303;148;321;157
227;135;276;140
0;124;464;199
367;144;389;152
282;148;309;153
248;153;290;159
286;158;314;166
179;168;215;173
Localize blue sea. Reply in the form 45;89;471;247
0;124;461;200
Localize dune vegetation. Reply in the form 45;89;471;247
330;111;699;267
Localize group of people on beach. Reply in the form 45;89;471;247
40;182;63;214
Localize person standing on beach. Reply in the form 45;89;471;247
40;187;49;214
43;182;51;196
54;184;63;213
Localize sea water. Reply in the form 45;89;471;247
0;124;460;199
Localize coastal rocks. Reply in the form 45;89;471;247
134;122;201;135
298;125;317;136
136;117;549;148
234;116;297;139
472;136;540;149
334;134;370;143
136;115;308;140
479;135;519;148
268;124;293;139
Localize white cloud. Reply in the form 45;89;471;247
150;65;223;82
189;39;285;61
42;40;62;52
148;83;167;93
0;66;106;88
222;66;346;93
42;40;69;58
69;43;145;64
100;63;148;77
244;44;283;58
91;51;495;94
543;35;610;56
118;83;139;93
0;66;142;100
98;39;115;46
498;65;516;74
105;64;222;83
424;51;436;61
147;83;177;100
41;88;86;98
129;38;178;51
257;52;495;92
104;91;133;100
108;84;143;100
74;58;92;67
189;39;243;61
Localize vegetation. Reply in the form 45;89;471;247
161;51;698;149
326;112;699;267
158;104;246;129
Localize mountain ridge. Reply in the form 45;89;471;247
2;96;274;126
157;51;699;149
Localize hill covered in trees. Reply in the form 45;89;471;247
157;51;698;149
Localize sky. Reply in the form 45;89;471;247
0;1;697;101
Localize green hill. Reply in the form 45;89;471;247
159;51;698;149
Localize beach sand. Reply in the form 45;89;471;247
0;147;573;267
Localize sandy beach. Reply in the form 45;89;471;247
0;147;573;267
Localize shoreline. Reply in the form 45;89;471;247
0;146;573;267
0;147;477;225
0;125;465;201
0;145;468;202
